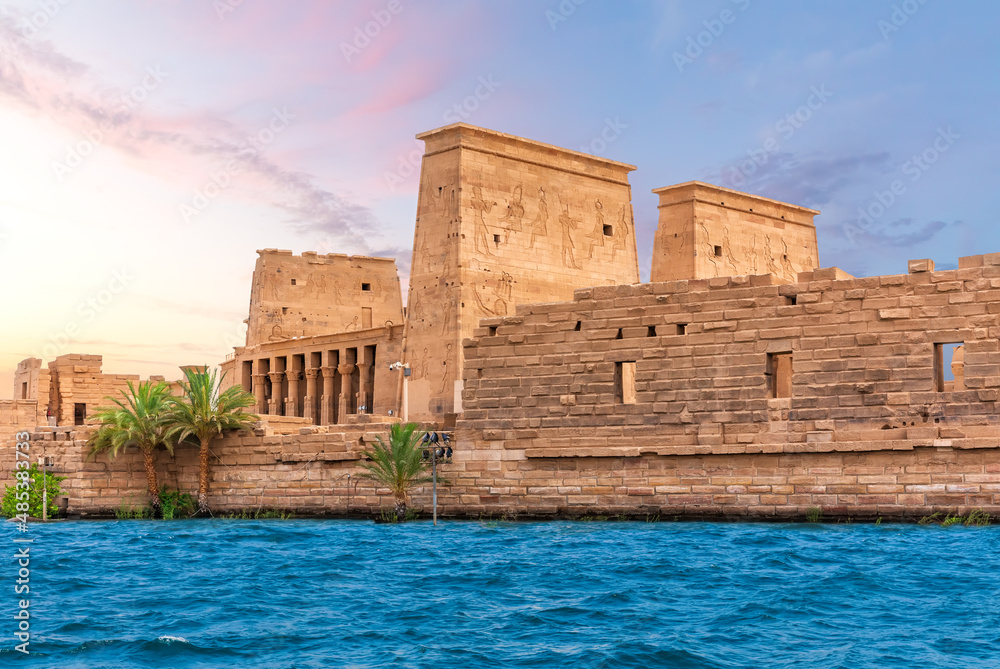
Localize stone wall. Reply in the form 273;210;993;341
405;123;641;422
246;250;403;348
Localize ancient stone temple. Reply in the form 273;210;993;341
7;121;1000;522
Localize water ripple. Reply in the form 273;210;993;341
2;520;1000;667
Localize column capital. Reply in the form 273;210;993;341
286;370;302;382
305;368;321;379
268;371;285;382
320;365;336;378
337;363;356;375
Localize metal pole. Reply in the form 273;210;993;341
42;464;47;522
432;448;437;527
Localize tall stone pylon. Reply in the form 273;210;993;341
403;123;640;422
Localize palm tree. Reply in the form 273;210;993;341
88;380;173;517
359;422;434;521
165;367;258;515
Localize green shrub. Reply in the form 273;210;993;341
158;486;195;520
1;464;65;519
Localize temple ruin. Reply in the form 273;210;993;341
4;122;998;521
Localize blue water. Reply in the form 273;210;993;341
2;520;999;668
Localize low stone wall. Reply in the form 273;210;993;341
2;424;998;522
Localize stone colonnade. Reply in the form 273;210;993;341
246;344;378;425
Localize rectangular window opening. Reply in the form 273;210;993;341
74;403;87;426
603;224;613;236
487;326;497;336
767;353;793;398
574;321;582;331
676;323;687;335
493;234;501;244
786;295;797;306
934;342;963;392
714;245;722;257
361;282;371;291
647;325;657;338
291;279;297;285
21;382;28;400
615;362;637;405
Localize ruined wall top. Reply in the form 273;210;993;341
246;250;404;349
416;123;637;185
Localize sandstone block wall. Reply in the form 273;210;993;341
246;250;403;348
651;182;819;284
405;123;641;422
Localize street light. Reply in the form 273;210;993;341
421;432;453;526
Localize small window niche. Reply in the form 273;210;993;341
714;245;723;257
74;403;87;426
767;352;793;399
361;283;371;292
934;342;964;392
603;224;613;236
676;323;687;335
290;279;297;285
21;382;28;399
615;361;637;405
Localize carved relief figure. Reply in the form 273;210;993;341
700;221;719;276
441;292;457;335
722;226;739;275
500;184;525;238
473;271;513;317
743;233;759;274
586;199;606;259
559;205;581;269
780;239;796;279
528;187;549;249
268;325;289;342
344;315;359;332
471;186;497;255
612;205;630;261
437;343;454;396
764;235;779;274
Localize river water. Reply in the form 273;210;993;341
2;519;998;668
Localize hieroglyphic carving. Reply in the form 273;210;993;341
722;226;739;275
700;221;719;276
528;187;548;249
559;204;581;269
471;186;497;256
472;271;513;317
500;184;525;239
743;233;759;274
764;235;779;274
437;342;454;396
612;205;630;261
586;199;606;259
269;325;289;342
780;239;796;279
343;315;359;332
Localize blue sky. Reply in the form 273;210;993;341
0;0;996;395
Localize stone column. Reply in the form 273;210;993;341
320;366;336;425
356;362;371;413
304;368;319;424
268;371;285;416
251;372;267;415
285;370;302;418
338;363;356;417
